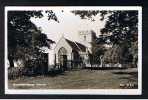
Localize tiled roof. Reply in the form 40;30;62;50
65;38;86;52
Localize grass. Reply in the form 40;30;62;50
8;68;138;89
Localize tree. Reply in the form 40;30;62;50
103;44;122;64
71;10;138;66
72;10;138;44
91;37;107;65
100;11;138;44
71;10;99;21
100;11;138;65
8;10;57;68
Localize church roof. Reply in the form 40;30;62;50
65;38;86;52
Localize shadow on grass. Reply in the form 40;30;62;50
118;76;137;82
112;71;138;81
45;69;66;77
84;67;127;70
112;71;138;76
113;70;138;89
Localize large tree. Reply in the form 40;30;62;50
8;10;57;67
71;10;138;65
71;10;138;43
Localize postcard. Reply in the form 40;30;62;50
5;6;142;95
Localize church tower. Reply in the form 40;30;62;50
78;30;96;53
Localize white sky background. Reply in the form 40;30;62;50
31;9;106;46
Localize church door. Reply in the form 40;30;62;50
72;50;80;68
60;55;67;70
58;47;67;70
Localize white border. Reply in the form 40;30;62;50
5;6;142;95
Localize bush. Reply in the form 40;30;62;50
103;44;122;63
8;67;26;79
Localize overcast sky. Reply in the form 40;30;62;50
30;9;106;45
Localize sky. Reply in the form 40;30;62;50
30;9;107;47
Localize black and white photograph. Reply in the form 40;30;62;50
5;6;142;95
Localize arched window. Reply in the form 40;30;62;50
58;47;67;56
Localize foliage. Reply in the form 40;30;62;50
72;10;138;44
100;11;138;44
91;43;107;64
8;10;57;68
71;10;99;21
103;41;135;64
129;41;138;66
103;44;122;63
72;10;138;65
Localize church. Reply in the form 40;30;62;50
48;30;97;70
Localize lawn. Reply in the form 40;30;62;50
8;68;138;89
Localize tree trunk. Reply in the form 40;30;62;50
8;55;14;67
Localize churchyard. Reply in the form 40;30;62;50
9;67;138;89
